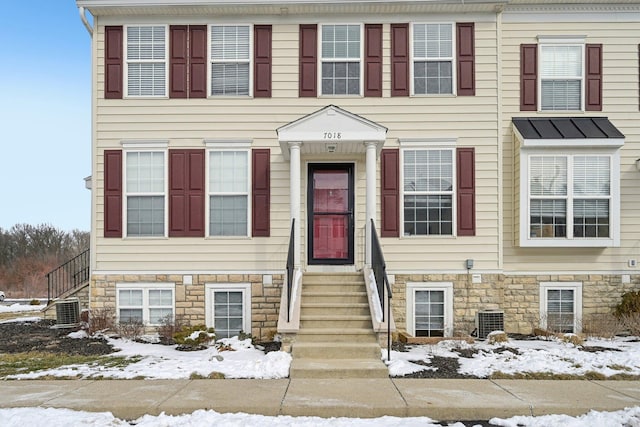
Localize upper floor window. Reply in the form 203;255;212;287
125;151;166;237
412;23;454;95
402;148;454;236
210;25;251;96
540;44;583;111
209;150;249;236
321;24;361;95
125;26;167;97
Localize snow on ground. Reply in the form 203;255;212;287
0;302;46;313
385;336;640;378
1;406;640;427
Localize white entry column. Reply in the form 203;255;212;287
289;142;302;267
365;141;377;266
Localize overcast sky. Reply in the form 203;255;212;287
0;2;91;232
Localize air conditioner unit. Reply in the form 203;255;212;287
55;298;81;328
475;310;504;339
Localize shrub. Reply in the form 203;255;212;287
30;299;41;305
118;319;145;340
487;331;508;344
157;314;186;345
620;312;640;336
562;333;583;346
582;313;623;339
614;291;640;317
174;325;216;351
89;307;116;335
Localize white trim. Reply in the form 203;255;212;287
115;282;175;326
205;283;252;337
318;23;364;97
206;148;251;238
409;21;457;97
536;35;586;44
539;281;582;333
406;282;454;337
520;139;625;149
121;140;169;149
400;146;457;238
518;148;620;248
93;269;284;275
123;24;169;99
204;139;252;148
399;138;457;147
122;149;168;238
208;23;254;98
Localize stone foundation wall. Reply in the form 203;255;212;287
90;273;283;341
391;273;640;336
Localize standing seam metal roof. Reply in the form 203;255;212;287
512;117;625;140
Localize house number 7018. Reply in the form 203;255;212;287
323;132;342;139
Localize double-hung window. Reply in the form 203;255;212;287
210;25;251;96
209;150;249;236
126;151;166;237
117;283;175;325
526;154;614;244
412;23;454;95
539;41;583;111
125;25;167;97
321;24;362;95
402;148;454;236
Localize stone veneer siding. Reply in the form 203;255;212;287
90;273;283;341
391;273;640;336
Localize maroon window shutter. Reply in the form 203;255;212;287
252;149;270;237
104;150;122;238
104;26;123;99
170;25;188;99
520;44;538;111
585;44;603;111
169;150;205;237
299;24;317;97
189;25;207;98
364;24;382;97
457;148;475;237
381;149;399;237
391;24;410;97
254;25;272;98
456;23;475;96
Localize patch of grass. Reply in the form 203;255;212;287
488;370;638;380
0;351;142;378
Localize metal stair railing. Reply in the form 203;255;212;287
46;248;90;303
285;219;295;322
370;219;392;361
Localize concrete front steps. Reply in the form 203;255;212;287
289;273;389;379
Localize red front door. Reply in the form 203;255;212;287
308;164;354;265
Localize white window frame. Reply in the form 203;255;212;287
399;141;457;237
208;24;253;97
539;282;582;333
519;147;620;247
410;22;456;96
116;282;175;326
122;142;168;238
206;144;251;238
537;36;585;112
205;283;252;338
124;24;169;98
406;282;454;337
319;23;363;97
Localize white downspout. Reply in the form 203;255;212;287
78;7;93;36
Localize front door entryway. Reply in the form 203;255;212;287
307;164;354;265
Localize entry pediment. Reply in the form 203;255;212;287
277;105;387;160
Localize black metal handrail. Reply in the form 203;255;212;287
285;219;295;322
46;248;90;303
371;219;392;361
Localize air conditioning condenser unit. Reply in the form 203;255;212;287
475;310;504;339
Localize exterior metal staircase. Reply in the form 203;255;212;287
42;249;90;318
289;272;389;378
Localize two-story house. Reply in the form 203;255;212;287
74;0;639;370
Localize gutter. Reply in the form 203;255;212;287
78;6;93;36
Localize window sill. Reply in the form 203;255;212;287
519;237;618;248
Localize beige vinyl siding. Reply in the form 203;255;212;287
93;19;501;273
501;17;640;273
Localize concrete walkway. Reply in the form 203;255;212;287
1;378;639;421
